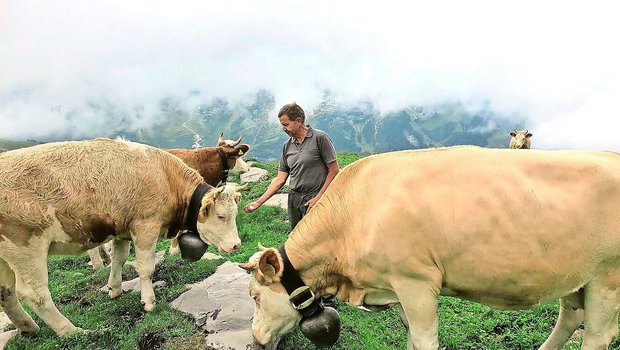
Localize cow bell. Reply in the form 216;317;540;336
299;306;341;347
178;231;208;262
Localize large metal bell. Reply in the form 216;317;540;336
178;231;208;262
299;306;341;347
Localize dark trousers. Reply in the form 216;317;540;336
288;191;317;230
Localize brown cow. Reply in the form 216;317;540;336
0;138;242;336
166;134;250;186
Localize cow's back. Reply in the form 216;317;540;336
299;146;620;308
0;138;203;244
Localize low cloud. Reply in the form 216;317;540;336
1;1;618;150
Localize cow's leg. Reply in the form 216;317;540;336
8;247;80;336
133;222;160;311
581;278;620;350
538;290;584;350
168;236;179;255
87;247;105;271
0;258;40;334
396;303;413;350
108;239;130;299
392;279;440;350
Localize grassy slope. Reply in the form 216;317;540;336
3;151;616;349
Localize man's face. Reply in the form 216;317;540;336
279;114;303;137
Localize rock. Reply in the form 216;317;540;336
263;193;288;210
0;312;11;331
241;168;268;183
201;252;224;260
172;261;267;350
0;330;17;350
99;277;166;293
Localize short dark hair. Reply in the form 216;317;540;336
278;102;305;123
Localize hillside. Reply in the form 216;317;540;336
1;91;527;160
0;139;41;153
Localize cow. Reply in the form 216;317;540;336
86;134;251;267
0;138;242;336
509;129;533;149
166;134;250;186
241;146;620;350
215;133;252;174
165;134;250;255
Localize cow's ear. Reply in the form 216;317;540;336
526;132;533;138
234;192;242;203
509;131;517;137
200;187;224;215
234;144;250;156
257;248;283;284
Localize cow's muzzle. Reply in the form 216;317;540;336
299;305;341;347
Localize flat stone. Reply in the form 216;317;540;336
201;252;224;260
241;167;268;183
263;193;288;210
99;278;167;293
172;261;265;350
0;313;11;331
0;330;17;350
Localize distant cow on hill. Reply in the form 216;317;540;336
0;138;242;336
509;130;533;149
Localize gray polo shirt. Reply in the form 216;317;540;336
278;126;337;194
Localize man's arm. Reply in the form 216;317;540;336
306;160;339;210
243;171;289;213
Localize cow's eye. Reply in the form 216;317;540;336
217;213;225;219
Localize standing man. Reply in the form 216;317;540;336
243;102;339;230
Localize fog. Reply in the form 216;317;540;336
1;1;618;150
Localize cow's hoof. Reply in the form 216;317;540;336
57;326;85;337
108;288;122;299
18;322;40;335
143;303;155;312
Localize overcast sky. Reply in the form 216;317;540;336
1;1;619;150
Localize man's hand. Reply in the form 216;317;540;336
305;196;320;210
244;201;261;213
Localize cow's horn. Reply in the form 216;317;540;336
299;306;341;347
232;134;243;147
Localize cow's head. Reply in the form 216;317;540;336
196;184;244;253
240;246;301;345
508;130;533;149
216;133;251;171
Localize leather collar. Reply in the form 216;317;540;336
278;246;321;318
216;147;229;185
186;183;213;233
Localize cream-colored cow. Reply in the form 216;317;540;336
242;146;620;350
87;134;250;267
509;130;533;149
0;138;241;336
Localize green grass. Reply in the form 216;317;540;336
4;152;618;349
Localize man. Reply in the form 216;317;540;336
243;102;339;230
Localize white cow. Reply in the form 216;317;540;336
509;130;533;149
242;146;620;350
0;138;241;336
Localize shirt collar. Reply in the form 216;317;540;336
292;125;313;144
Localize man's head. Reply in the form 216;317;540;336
278;103;306;137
